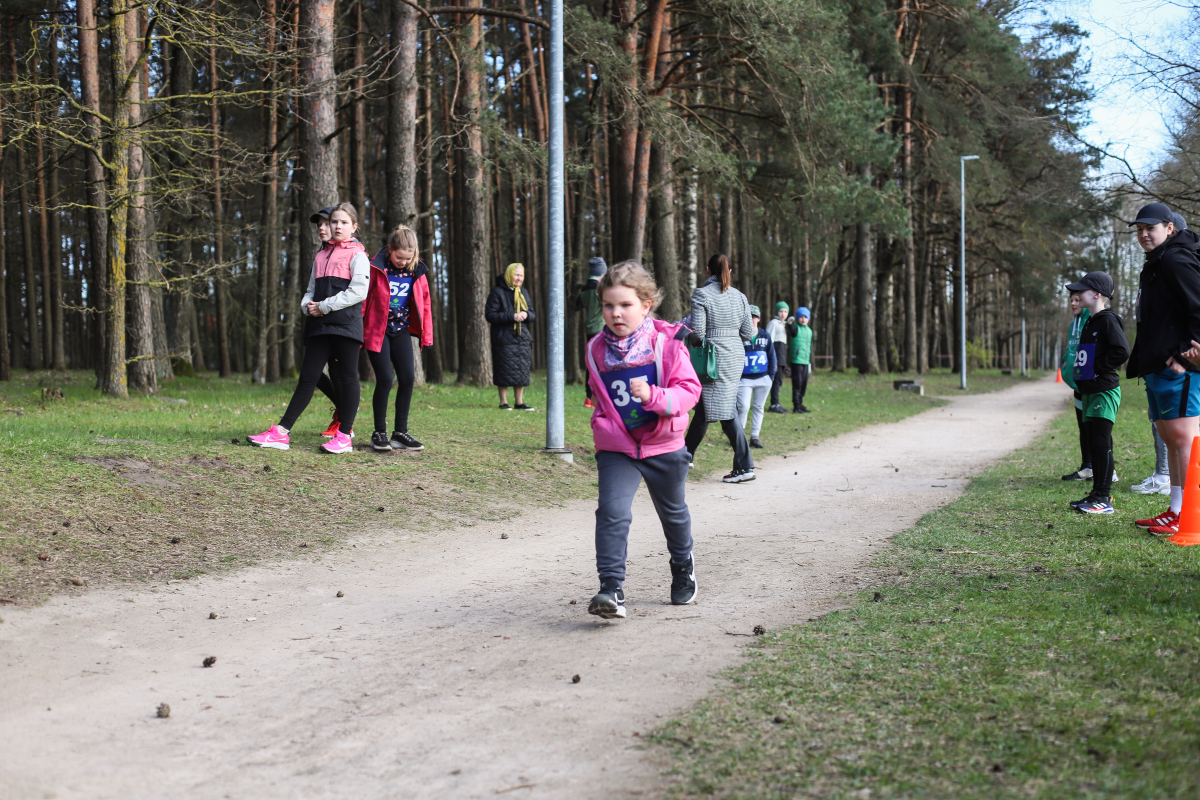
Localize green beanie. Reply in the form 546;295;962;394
775;301;789;313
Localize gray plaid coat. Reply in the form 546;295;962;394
690;276;755;421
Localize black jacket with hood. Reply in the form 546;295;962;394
1075;309;1129;394
484;275;536;387
1127;229;1200;378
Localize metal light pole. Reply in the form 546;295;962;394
1020;301;1027;376
959;155;979;390
544;0;568;459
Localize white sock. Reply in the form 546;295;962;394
1170;485;1183;513
277;425;289;435
1155;472;1171;481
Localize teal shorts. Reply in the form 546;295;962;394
1145;369;1200;421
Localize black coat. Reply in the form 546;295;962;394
1128;229;1200;378
485;276;536;387
1075;309;1129;394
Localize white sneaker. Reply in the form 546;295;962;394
1131;474;1171;495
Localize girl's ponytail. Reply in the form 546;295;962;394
708;253;731;292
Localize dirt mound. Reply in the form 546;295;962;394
74;456;180;489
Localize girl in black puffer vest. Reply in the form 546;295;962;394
247;203;370;454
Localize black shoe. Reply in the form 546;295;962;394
670;556;698;605
499;403;512;411
588;580;626;619
722;468;756;483
514;403;536;411
1062;467;1092;481
390;430;424;450
798;405;811;413
767;404;789;414
370;431;393;452
750;437;764;449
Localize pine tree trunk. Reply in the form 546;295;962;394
78;0;107;381
853;165;880;375
12;26;41;371
104;0;132;397
832;231;848;372
256;0;280;384
419;32;444;384
127;9;158;393
453;4;493;387
46;14;66;370
209;41;231;377
650;140;681;322
0;96;8;380
299;0;339;322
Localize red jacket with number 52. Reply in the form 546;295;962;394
362;248;434;353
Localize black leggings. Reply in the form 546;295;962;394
791;363;810;410
1074;392;1091;469
368;331;416;433
1084;416;1114;498
280;334;361;432
684;397;754;472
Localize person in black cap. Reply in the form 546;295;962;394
576;257;607;408
1125;202;1200;535
1066;271;1128;514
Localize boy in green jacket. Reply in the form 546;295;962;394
786;307;814;413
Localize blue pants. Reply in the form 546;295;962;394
594;448;692;583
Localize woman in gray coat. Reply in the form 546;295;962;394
685;254;757;482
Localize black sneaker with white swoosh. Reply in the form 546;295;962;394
670;556;697;605
588;580;626;619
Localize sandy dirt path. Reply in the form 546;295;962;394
0;379;1065;800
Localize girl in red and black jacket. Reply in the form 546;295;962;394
362;224;434;452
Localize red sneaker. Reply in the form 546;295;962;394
320;408;340;438
583;398;594;409
1135;509;1177;530
1149;514;1181;535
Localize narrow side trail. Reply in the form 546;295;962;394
0;378;1065;800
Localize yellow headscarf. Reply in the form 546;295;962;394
505;263;528;332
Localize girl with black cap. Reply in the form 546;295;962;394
1125;203;1200;535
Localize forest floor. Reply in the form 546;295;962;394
0;371;1064;799
0;367;1024;604
656;383;1200;799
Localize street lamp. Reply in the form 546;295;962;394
544;0;568;460
960;155;979;390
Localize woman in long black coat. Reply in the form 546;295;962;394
485;262;537;410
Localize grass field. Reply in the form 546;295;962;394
0;367;1032;604
654;381;1200;798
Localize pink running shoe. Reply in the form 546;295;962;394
321;430;353;454
247;425;290;450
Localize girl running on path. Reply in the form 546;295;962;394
364;225;433;451
584;262;702;620
247;203;369;454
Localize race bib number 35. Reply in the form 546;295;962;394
603;364;659;430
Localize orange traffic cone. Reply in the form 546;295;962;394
1056;368;1064;383
1166;435;1200;546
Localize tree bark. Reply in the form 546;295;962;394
78;0;108;381
103;0;132;397
127;8;158;393
0;81;8;380
419;31;443;384
299;0;339;320
209;40;231;377
256;0;280;384
386;0;419;232
11;27;41;371
832;230;848;372
853;165;879;375
453;3;493;387
608;0;637;249
47;15;66;370
650;140;681;321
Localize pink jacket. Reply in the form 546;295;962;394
586;319;702;459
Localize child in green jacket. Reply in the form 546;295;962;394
786;307;813;413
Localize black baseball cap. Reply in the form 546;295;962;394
1130;202;1173;226
309;206;335;224
1065;271;1114;298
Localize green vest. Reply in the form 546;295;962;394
788;324;813;365
1062;309;1089;391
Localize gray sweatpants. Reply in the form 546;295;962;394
595;447;692;583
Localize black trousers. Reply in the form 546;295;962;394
280;334;361;432
791;363;810;410
1073;392;1091;469
368;331;416;434
1084;416;1114;498
770;342;787;406
684;397;754;472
